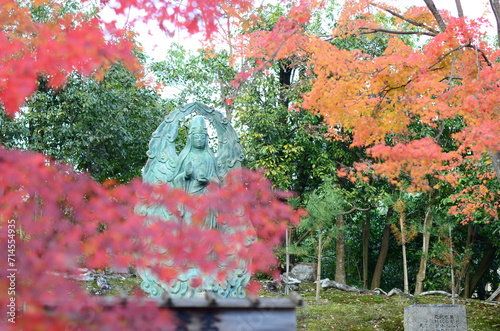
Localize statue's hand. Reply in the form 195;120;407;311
197;171;208;183
197;165;208;184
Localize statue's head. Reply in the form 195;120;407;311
189;116;208;150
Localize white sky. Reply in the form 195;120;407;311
122;0;497;61
390;0;494;24
133;21;203;61
420;0;492;18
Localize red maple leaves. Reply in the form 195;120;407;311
0;1;140;115
0;0;261;116
0;1;307;327
0;148;302;329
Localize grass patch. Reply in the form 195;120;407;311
84;272;142;297
296;283;500;330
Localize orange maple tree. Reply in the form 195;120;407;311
0;0;302;329
237;0;499;222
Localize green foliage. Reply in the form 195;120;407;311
3;65;164;182
152;42;346;197
302;178;347;231
0;112;21;149
146;2;500;299
151;44;237;114
236;80;342;194
27;0;97;23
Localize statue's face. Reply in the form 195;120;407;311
192;133;207;149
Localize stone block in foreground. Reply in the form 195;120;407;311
404;304;467;331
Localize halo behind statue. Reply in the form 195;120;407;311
143;102;244;186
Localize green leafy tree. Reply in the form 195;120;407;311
234;69;344;195
302;178;347;300
4;65;164;182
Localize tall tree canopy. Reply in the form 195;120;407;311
236;0;499;223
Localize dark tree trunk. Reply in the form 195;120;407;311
462;224;476;298
423;0;447;31
279;62;293;109
468;244;498;297
455;0;464;17
371;222;392;290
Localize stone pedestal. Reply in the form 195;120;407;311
404;304;467;331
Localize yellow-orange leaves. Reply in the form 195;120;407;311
304;37;423;146
299;1;500;194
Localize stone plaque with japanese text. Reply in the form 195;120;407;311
404;304;467;331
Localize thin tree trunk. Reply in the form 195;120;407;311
362;218;370;289
335;215;346;284
449;226;456;304
488;0;500;183
402;241;409;294
414;205;433;295
490;0;500;47
400;213;409;294
371;222;391;290
488;150;500;184
316;231;322;302
285;227;290;296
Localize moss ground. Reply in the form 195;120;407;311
85;275;500;330
294;283;500;330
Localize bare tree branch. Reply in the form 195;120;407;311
455;0;464;18
466;44;492;66
429;43;492;70
487;285;500;301
371;2;439;35
423;0;447;32
296;229;312;245
439;75;463;82
341;205;372;215
357;27;436;37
